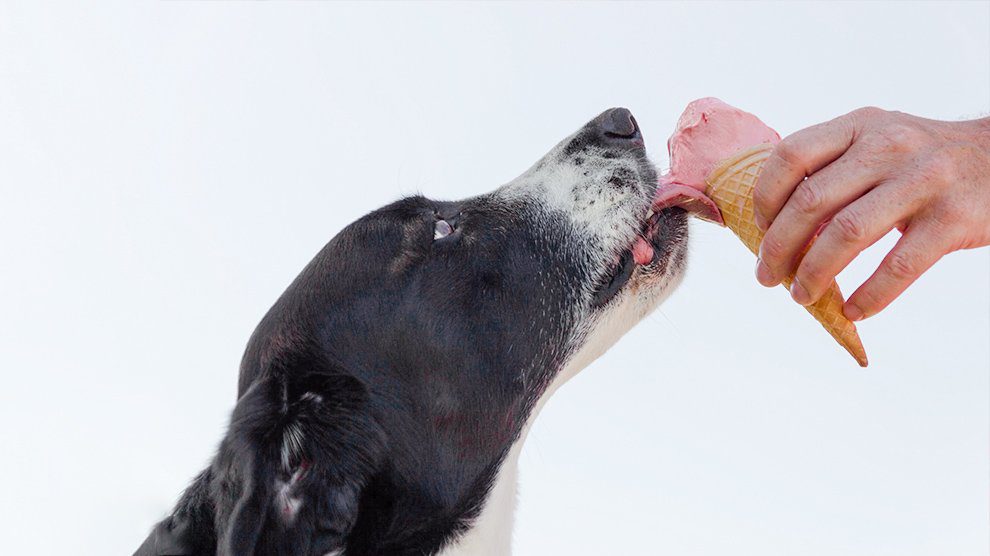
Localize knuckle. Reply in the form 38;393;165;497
854;285;885;313
752;184;773;214
760;234;786;264
879;123;924;153
916;199;970;251
773;137;806;169
851;106;885;120
796;259;827;290
858;130;889;153
943;221;971;251
884;249;920;281
791;182;826;216
832;210;868;244
930;199;967;231
920;148;958;183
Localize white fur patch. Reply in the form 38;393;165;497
275;467;305;524
281;422;305;471
439;137;686;556
498;143;649;268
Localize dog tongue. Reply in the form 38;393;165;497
653;180;724;224
654;97;781;225
632;236;654;265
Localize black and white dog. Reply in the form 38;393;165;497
135;108;689;556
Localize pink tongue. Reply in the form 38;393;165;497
635;178;725;265
632;236;654;265
653;179;724;225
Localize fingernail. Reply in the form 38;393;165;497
755;213;769;232
844;303;864;322
790;279;812;306
755;258;779;287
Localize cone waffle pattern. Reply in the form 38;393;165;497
705;145;868;367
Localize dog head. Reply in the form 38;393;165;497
138;108;690;556
244;107;686;440
233;108;689;549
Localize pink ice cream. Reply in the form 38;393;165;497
654;97;781;225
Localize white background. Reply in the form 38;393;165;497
1;2;987;555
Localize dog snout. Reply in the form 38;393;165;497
594;107;642;145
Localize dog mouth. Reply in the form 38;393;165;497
630;206;667;266
589;112;719;309
591;205;686;308
630;182;718;265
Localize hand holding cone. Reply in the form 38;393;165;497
705;145;868;367
656;98;868;366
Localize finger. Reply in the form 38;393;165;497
843;221;952;321
757;145;884;288
789;180;919;306
753;113;857;231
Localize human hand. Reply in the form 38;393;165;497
752;107;990;321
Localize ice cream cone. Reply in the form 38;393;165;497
705;144;869;367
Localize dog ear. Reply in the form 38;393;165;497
133;469;215;556
216;369;387;555
219;451;271;556
133;515;195;556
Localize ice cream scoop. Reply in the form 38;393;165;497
654;97;781;224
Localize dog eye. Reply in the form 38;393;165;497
433;219;454;240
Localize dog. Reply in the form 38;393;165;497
134;108;689;556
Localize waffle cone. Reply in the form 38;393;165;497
705;145;868;367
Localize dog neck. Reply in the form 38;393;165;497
435;440;525;556
437;303;637;556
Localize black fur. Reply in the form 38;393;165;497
135;109;687;555
136;196;584;555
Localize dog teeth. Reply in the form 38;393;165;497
645;209;655;219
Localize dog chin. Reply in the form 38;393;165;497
560;232;687;394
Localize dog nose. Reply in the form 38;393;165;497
601;108;638;137
594;107;642;144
